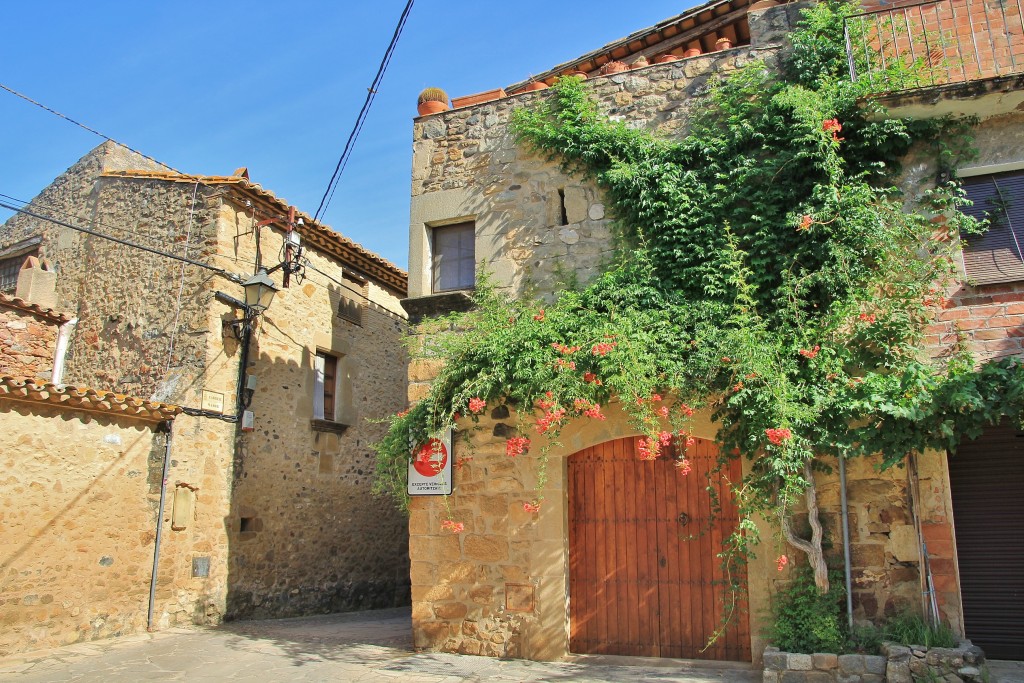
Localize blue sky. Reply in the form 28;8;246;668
1;1;692;270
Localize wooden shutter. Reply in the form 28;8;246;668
960;171;1024;285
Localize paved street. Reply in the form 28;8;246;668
0;607;760;682
2;607;1021;682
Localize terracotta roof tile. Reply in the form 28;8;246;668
0;374;181;423
100;169;408;295
503;0;752;91
0;292;73;324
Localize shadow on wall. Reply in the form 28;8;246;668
223;282;411;621
0;402;169;654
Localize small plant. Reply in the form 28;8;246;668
884;612;958;649
417;87;449;105
848;624;884;654
767;569;848;654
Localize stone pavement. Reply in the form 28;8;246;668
1;608;1021;682
0;607;760;682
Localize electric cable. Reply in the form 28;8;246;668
312;0;415;223
0;200;240;282
0;85;407;282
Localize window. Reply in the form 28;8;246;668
960;170;1024;285
432;221;475;292
337;273;366;325
313;351;340;421
0;247;39;293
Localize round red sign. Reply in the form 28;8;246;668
413;438;448;477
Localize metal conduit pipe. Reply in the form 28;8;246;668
839;452;855;629
147;420;174;632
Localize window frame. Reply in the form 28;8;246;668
431;221;476;293
959;169;1024;286
313;350;341;422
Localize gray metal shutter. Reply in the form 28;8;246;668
960;171;1024;285
949;425;1024;660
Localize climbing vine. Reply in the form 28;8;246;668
374;0;1024;610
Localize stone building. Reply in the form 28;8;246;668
401;0;1023;666
0;141;411;656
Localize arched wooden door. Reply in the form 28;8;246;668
568;435;750;661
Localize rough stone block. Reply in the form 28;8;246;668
804;674;833;683
812;653;838;670
886;659;912;683
433;601;468;620
863;655;886;675
762;671;780;683
838;654;865;674
763;650;788;670
789;653;813;671
780;672;809;683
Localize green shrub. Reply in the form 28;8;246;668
767;569;848;654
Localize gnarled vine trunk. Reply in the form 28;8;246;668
781;460;830;593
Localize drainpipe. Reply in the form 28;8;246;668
51;317;78;385
839;451;854;629
147;420;174;632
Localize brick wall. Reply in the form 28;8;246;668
0;304;58;378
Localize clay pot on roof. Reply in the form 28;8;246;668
521;81;549;92
565;69;589;79
683;47;703;58
600;60;629;75
655;54;680;64
715;37;734;51
631;56;649;70
417;87;450;116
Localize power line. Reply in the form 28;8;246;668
0;200;239;282
312;0;416;223
0;82;208;185
1;195;398;312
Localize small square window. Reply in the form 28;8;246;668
432;222;475;293
313;351;340;421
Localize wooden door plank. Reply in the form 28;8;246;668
603;441;619;653
676;438;696;658
622;438;638;655
612;435;631;652
638;443;661;656
568;450;581;651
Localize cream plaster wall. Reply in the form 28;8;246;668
0;403;169;656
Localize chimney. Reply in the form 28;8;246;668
15;256;57;310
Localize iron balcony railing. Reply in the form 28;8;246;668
844;0;1024;88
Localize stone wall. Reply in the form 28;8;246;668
407;3;805;299
799;452;960;630
763;642;988;683
1;147;238;633
400;1;993;664
215;198;411;619
0;302;59;379
0;142;411;649
0;402;169;656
